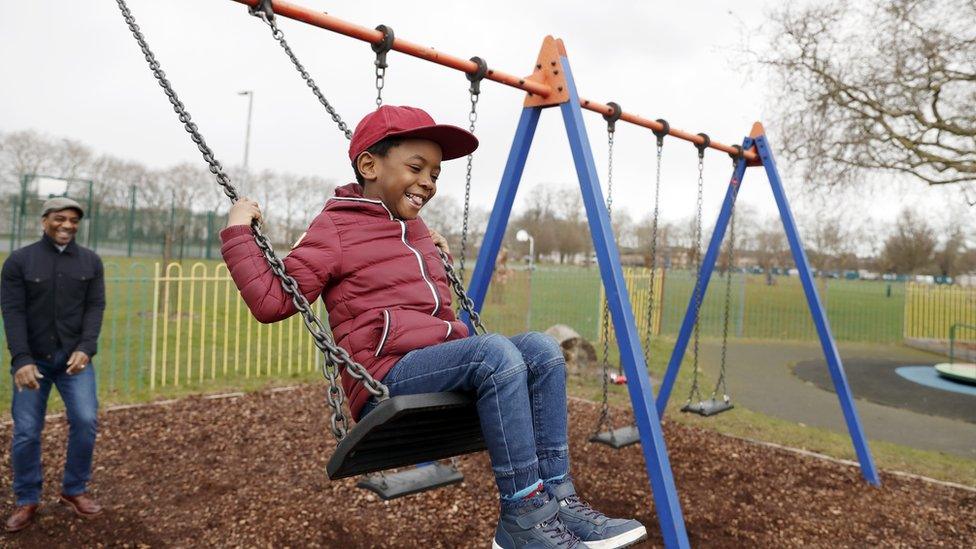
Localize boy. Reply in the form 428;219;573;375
220;105;646;548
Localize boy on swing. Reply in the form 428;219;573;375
220;105;646;549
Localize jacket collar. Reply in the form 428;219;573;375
41;232;77;254
326;183;395;220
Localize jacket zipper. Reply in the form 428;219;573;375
328;195;441;316
398;220;441;315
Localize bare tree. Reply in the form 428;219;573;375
753;0;976;201
880;208;937;273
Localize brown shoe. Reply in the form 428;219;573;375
5;504;38;533
59;493;103;518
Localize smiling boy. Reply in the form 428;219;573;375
220;106;646;548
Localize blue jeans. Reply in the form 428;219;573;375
362;332;570;497
10;350;99;505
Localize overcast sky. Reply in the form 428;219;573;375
1;0;963;232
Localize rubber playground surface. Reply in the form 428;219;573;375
794;358;976;424
2;385;973;547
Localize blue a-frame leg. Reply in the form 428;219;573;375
463;57;691;548
653;132;881;486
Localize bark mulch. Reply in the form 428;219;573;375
1;384;974;548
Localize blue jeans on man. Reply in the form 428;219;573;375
11;350;99;506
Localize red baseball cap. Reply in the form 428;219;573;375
348;105;479;162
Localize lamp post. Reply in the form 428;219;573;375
238;90;254;195
516;229;535;331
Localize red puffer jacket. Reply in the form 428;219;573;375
219;183;469;418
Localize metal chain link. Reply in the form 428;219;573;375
251;10;352;139
441;250;487;334
372;25;394;107
115;0;388;440
713;175;739;401
458;89;479;285
687;149;706;406
375;64;386;107
594;125;616;438
643;139;664;367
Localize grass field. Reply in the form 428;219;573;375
1;253;973;487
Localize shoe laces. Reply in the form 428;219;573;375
537;515;580;547
563;495;604;520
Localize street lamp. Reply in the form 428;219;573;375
238;90;254;195
516;229;535;331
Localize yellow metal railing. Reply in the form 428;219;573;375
598;267;666;344
904;283;976;342
150;262;323;389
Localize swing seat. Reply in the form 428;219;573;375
590;425;641;449
326;392;485;480
356;462;464;500
681;398;734;417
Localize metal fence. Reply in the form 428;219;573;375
904;283;976;343
0;259;949;411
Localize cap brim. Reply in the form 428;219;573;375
387;124;479;161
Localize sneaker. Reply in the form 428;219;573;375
493;494;582;548
548;480;647;549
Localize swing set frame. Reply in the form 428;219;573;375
218;3;880;547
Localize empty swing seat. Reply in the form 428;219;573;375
326;392;485;480
590;425;641;449
681;398;734;417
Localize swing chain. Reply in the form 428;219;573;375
594;102;622;438
687;133;710;405
372;24;395;107
459;57;487;284
440;250;487;335
115;0;389;441
714;146;744;401
249;1;352;140
644;119;669;366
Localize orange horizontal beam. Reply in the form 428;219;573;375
231;0;759;162
232;0;550;96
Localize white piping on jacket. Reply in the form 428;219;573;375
444;320;452;340
375;309;391;357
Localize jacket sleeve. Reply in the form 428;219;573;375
219;213;341;323
0;254;35;370
76;255;106;357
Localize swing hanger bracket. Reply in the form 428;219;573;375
371;24;395;69
466;56;488;96
694;133;711;159
603;101;623;133
247;0;274;23
652;118;670;148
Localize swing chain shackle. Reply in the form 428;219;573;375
728;144;745;165
602;101;623;133
459;56;487;285
372;24;395;106
694;132;711;159
115;0;387;441
247;0;274;22
652;118;670;149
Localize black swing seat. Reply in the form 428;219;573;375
326;392;485;480
681;398;734;417
590;425;641;449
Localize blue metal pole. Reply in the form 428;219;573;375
656;146;750;416
755;134;880;485
462;107;541;333
558;56;689;549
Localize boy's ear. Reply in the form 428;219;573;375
357;152;379;182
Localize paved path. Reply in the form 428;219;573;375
689;340;976;459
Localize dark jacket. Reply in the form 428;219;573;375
220;183;468;418
1;233;106;370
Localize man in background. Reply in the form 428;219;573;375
1;197;105;532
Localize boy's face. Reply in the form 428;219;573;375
360;138;442;220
